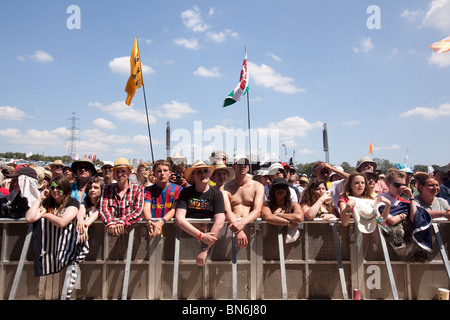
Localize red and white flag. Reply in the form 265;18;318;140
222;47;249;108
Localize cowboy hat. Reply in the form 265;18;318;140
50;159;64;168
210;162;235;183
184;160;212;185
113;158;133;170
71;158;97;174
349;196;378;234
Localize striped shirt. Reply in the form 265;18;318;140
32;197;89;277
144;183;182;218
99;182;144;227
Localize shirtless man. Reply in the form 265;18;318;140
224;155;264;248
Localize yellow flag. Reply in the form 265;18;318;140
369;142;373;155
125;37;143;106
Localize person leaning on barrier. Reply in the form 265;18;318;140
261;177;304;243
413;172;450;220
99;158;144;236
77;176;104;243
338;172;391;228
143;159;183;238
175;160;225;267
224;155;265;248
377;168;433;260
26;175;89;279
300;177;339;221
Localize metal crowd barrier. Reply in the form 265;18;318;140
1;217;449;300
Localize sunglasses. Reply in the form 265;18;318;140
194;169;210;175
391;182;406;188
78;165;91;171
50;183;63;194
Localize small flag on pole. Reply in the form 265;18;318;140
125;37;144;106
369;142;373;155
430;36;450;54
222;47;249;108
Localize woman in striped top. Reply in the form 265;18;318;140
26;175;89;278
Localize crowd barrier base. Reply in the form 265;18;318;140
1;218;449;300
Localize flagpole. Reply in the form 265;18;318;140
246;88;252;173
135;37;154;164
141;83;155;164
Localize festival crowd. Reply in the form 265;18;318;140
1;151;449;297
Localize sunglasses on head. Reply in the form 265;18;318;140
195;169;210;175
391;182;406;188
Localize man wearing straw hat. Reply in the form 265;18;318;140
224;155;264;248
99;158;144;236
175;159;225;267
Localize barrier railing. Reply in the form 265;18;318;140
1;217;449;300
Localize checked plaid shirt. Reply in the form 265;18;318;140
100;182;144;227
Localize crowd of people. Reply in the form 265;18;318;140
1;152;449;297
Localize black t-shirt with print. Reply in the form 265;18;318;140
177;186;224;219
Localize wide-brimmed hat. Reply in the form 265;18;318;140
356;156;377;171
6;166;38;180
210;162;235;183
349;197;378;234
50;159;64;168
113;158;133;170
184;160;212;185
71;158;97;174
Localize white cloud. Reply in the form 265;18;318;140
0;106;26;121
193;66;222;77
373;144;401;151
89;101;156;124
109;56;154;75
0;127;66;148
206;29;239;43
93;118;116;130
173;37;199;50
428;51;450;67
266;52;282;62
180;6;209;32
400;8;424;21
17;50;53;62
399;103;450;119
353;37;374;53
155;100;198;119
267;116;322;138
248;61;306;94
422;0;450;32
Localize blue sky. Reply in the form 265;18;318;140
1;0;449;168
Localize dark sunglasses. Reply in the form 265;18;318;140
78;165;91;171
391;182;406;188
50;183;63;193
195;169;210;175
